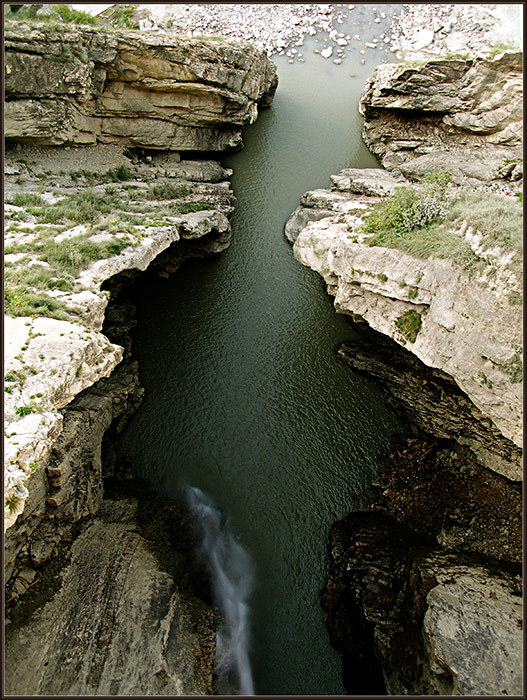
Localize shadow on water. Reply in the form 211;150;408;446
117;6;403;695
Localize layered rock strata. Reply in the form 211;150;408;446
359;51;523;185
288;168;522;477
4;26;276;695
286;166;522;694
4;146;235;540
5;22;277;150
5;480;217;695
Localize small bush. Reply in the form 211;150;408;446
395;310;422;343
6;4;97;25
15;405;36;417
5;494;20;514
486;42;516;58
111;4;138;29
147;183;190;200
362;171;452;240
10;193;43;207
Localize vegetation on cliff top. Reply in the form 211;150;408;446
362;172;523;282
5;4;98;25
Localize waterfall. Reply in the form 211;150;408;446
186;486;255;695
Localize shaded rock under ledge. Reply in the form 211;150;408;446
5;481;216;695
322;331;522;697
323;512;522;696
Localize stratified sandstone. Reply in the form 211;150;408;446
359;52;523;184
5;22;277;150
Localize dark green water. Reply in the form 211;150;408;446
118;6;402;695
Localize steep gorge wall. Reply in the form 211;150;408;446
5;23;277;151
359;51;523;185
285;50;523;695
4;22;276;695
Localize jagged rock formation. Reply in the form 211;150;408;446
359;51;523;185
5;22;277;150
288;168;522;477
323;512;522;696
321;333;522;696
4;147;236;536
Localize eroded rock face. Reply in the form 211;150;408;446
359;52;523;184
4;146;236;532
287;168;523;694
323;513;523;696
4;22;278;150
287;168;522;476
5;489;216;695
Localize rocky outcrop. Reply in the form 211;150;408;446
323;512;522;696
286;166;522;694
359;51;523;184
4;26;276;694
4;22;277;150
288;168;522;477
322;333;522;697
5;484;217;695
4;145;236;535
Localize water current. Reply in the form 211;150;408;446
118;5;403;694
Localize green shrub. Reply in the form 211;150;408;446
362;171;452;240
395;310;422;343
15;405;36;417
486;42;516;58
5;494;20;513
147;183;190;200
10;193;43;207
111;4;138;29
6;4;97;25
508;291;522;305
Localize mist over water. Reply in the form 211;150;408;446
186;486;255;695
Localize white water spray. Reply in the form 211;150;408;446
186;486;255;695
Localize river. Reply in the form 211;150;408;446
117;5;402;694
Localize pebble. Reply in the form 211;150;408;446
333;58;342;65
321;46;333;59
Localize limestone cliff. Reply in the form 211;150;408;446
288;168;522;478
359;51;523;185
5;22;277;150
4;22;276;695
286;163;522;693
